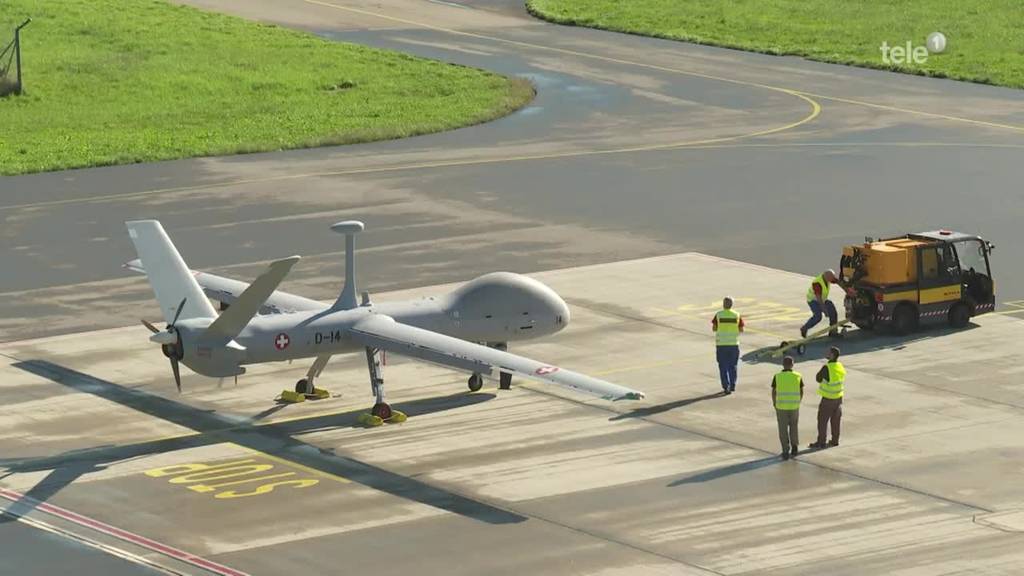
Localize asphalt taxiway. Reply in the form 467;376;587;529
2;0;1023;343
2;254;1023;574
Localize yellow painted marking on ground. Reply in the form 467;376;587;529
798;91;1024;134
233;443;351;484
305;0;1023;133
994;300;1024;315
10;137;1024;215
143;457;321;500
141;448;348;500
0;98;819;214
676;297;809;324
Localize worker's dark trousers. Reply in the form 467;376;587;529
716;345;739;391
802;299;838;334
816;397;842;444
776;409;799;452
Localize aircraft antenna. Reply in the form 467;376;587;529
330;220;364;309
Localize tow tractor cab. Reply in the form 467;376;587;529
840;230;996;334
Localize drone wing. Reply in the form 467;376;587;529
348;314;644;401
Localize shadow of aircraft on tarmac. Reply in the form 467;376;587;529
742;322;981;365
5;359;525;525
609;392;724;421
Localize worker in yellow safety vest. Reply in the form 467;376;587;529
712;297;744;394
800;269;840;339
809;346;845;449
771;356;804;460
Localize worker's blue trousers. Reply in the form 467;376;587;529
716;345;739;391
801;299;838;334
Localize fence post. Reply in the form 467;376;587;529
14;18;31;95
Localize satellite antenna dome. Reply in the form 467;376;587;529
331;221;365;235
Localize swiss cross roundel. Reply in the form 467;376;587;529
274;332;290;351
535;365;559;376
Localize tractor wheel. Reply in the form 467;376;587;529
892;304;918;336
948;303;971;329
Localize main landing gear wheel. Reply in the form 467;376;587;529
468;373;483;392
357;347;407;427
295;378;310;394
372;402;393;420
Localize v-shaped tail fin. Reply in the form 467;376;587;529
126;220;218;323
201;256;301;344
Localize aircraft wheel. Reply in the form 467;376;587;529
295;378;309;393
468;373;483;392
372;402;393;420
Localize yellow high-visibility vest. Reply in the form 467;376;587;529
774;370;802;411
818;361;846;399
806;275;830;303
714;309;741;346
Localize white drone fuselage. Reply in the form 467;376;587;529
174;272;570;378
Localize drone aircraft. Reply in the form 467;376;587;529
125;220;644;425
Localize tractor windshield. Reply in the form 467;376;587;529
955;240;990;276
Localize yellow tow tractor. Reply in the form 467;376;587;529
839;230;996;335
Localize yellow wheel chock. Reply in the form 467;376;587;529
357;413;384;427
279;390;306;403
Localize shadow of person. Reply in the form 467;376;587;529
668;456;779;486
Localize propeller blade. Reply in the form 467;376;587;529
171;357;182;393
149;331;177;345
141;319;160;334
170;298;187;327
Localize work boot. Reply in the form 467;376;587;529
781;452;790;461
828;330;843;339
791;445;799;457
808;442;826;449
828;439;839;447
800;326;808;339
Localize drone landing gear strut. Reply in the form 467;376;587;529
358;346;407;427
280;354;332;403
493;342;512;391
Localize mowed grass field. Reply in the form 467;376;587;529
528;0;1024;89
0;0;533;175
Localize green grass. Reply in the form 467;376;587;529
0;0;533;175
527;0;1024;89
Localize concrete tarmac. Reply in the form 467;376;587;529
0;518;165;576
1;254;1022;574
2;0;1024;343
